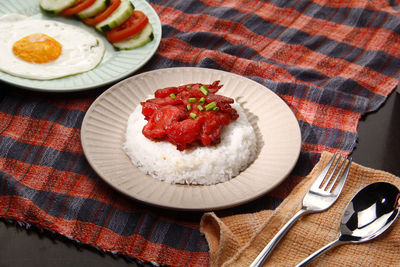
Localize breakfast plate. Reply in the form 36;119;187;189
0;0;161;92
81;67;302;210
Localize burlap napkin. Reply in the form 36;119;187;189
200;152;400;266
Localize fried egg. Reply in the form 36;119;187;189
0;14;105;80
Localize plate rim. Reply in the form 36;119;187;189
81;67;302;210
0;0;162;92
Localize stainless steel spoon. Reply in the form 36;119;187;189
296;182;400;267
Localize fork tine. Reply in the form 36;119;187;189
325;156;346;192
311;153;338;190
331;157;352;195
321;155;342;190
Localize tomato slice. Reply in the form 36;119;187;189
61;0;96;16
83;0;121;25
106;11;149;43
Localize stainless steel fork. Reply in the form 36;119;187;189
250;153;352;267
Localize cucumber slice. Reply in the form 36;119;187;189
39;0;78;14
112;23;153;50
95;0;134;32
77;0;110;19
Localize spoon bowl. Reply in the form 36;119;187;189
296;182;400;266
340;182;400;243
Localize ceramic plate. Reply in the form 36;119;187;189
0;0;161;92
81;67;302;210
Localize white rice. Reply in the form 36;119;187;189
123;101;257;185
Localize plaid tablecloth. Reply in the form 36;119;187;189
1;0;400;266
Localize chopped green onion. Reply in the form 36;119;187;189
190;112;197;119
200;85;209;95
188;97;197;103
199;97;206;104
170;93;176;99
187;104;191;110
197;105;204;111
205;101;217;111
186;85;191;90
213;107;219;111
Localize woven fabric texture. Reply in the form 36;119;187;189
200;151;400;266
1;0;400;265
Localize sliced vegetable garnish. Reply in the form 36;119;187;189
187;104;191;110
83;0;120;25
188;98;196;103
205;102;217;111
77;0;110;19
197;105;204;111
40;0;78;14
95;0;134;32
106;10;149;43
200;85;209;95
190;113;197;119
111;23;153;50
61;0;96;16
170;93;176;99
199;97;205;104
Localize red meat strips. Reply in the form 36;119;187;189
141;81;239;151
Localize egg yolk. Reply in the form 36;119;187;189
12;33;62;64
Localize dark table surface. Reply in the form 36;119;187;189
1;88;399;267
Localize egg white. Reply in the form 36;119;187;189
0;14;105;80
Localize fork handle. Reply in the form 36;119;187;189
250;209;309;267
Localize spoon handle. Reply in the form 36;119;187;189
250;209;308;267
295;239;345;267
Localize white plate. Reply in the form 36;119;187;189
81;67;302;210
0;0;161;92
